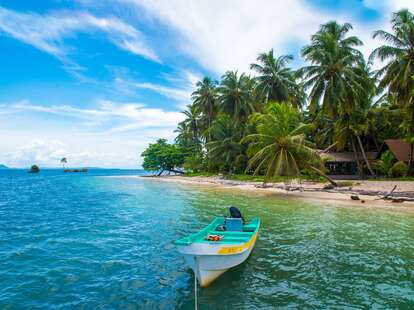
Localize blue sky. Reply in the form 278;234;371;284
0;0;411;168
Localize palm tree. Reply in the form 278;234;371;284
250;50;304;108
60;157;67;169
300;21;377;177
299;21;365;117
370;9;414;171
192;77;218;141
206;114;244;173
174;122;192;148
243;103;337;185
177;104;202;150
218;71;255;122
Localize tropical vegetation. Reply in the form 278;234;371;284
142;10;414;182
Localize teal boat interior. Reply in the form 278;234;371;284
175;217;260;246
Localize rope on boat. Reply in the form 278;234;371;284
194;257;198;310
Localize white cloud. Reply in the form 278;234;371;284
118;0;414;74
0;6;159;62
5;139;132;168
122;0;328;73
8;140;68;168
113;69;201;108
6;99;184;132
0;99;185;168
134;82;191;101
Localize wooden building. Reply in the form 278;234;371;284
320;151;378;177
379;139;414;163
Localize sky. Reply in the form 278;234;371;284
0;0;413;168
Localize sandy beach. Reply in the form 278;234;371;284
137;175;414;210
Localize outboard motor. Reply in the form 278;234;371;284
216;206;246;232
229;206;245;223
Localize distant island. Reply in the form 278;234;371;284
29;165;40;173
0;164;9;169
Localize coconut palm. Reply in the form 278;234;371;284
299;21;365;117
332;63;377;177
175;105;202;150
218;71;255;122
206;114;244;173
192;77;218;140
370;9;414;170
60;157;67;169
243;102;337;185
250;50;304;108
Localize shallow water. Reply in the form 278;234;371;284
0;169;413;309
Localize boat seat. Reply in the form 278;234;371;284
224;218;243;231
242;223;256;232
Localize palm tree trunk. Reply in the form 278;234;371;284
351;137;363;178
310;166;337;187
321;142;338;153
356;135;375;177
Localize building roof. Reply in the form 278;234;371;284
384;139;414;162
320;151;378;163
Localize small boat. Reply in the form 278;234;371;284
64;168;88;173
175;207;260;287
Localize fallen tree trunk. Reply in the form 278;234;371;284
309;166;338;187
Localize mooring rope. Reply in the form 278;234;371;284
194;271;198;310
194;257;198;310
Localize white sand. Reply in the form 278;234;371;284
134;175;414;211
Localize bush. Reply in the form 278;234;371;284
374;150;395;177
390;161;408;177
183;153;204;173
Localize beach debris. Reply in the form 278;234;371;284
361;200;366;203
351;195;360;200
324;184;335;190
391;198;404;203
382;185;398;199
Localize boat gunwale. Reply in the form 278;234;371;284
175;217;260;246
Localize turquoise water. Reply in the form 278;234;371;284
0;169;413;309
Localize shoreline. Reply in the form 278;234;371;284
101;175;414;211
133;175;414;210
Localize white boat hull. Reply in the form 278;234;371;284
178;233;258;287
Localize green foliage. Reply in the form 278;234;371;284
206;114;244;173
192;77;218;141
175;104;202;150
371;9;414;170
243;102;321;179
142;9;414;179
299;21;365;117
374;150;396;177
390;161;409;177
182;152;204;173
185;171;217;177
218;71;256;122
250;50;305;108
141;139;185;172
30;165;40;173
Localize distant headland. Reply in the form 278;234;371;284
0;164;9;169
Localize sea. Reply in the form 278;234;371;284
0;169;413;309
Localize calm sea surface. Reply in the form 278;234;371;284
0;169;413;309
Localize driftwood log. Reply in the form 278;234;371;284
256;182;414;202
